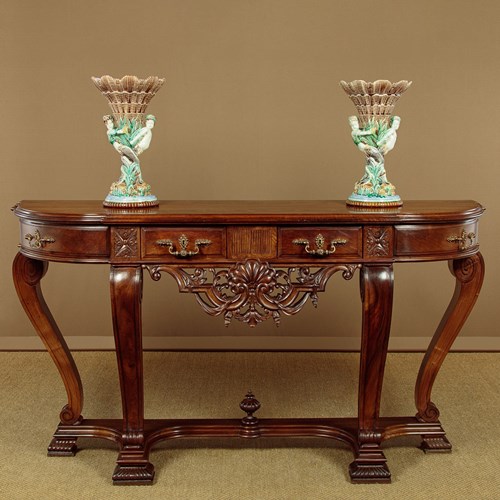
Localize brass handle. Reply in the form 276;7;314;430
292;233;347;256
156;234;212;257
25;230;55;249
447;230;476;251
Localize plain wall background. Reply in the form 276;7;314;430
1;0;498;350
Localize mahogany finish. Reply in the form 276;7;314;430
12;200;485;484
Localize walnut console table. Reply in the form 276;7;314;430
12;200;485;484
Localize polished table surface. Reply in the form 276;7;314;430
12;200;485;484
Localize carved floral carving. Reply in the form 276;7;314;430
365;227;391;257
113;228;138;258
146;259;359;327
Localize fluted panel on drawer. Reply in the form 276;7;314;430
227;226;277;259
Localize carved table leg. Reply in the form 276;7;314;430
110;266;154;485
349;264;393;483
415;253;484;451
13;253;83;455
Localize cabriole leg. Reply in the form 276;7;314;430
12;253;84;455
415;253;484;452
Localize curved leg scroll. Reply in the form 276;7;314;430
415;253;485;450
13;253;83;455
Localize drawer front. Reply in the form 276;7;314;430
20;222;109;260
141;227;226;261
395;222;478;257
279;227;362;259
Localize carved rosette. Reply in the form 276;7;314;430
365;227;391;257
146;259;359;327
112;227;139;259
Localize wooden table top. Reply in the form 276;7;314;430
13;200;484;225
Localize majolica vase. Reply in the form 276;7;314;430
340;79;411;207
92;75;165;208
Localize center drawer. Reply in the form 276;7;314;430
141;227;226;261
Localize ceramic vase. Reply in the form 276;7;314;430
340;79;411;207
92;75;165;208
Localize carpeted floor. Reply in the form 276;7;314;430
0;352;498;499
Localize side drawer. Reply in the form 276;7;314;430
395;222;478;257
141;227;226;261
279;226;362;259
20;222;109;260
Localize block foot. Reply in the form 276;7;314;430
420;435;452;453
349;444;391;483
47;437;78;457
112;462;155;485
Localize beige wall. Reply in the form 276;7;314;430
1;0;498;350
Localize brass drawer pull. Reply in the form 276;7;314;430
25;230;55;249
156;234;212;257
447;230;476;251
292;233;347;256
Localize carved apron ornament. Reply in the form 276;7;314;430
147;259;359;327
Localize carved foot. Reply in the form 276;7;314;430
112;462;155;485
420;435;452;453
113;440;155;485
47;437;78;457
349;445;391;483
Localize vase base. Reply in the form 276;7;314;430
103;194;159;209
346;194;403;208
